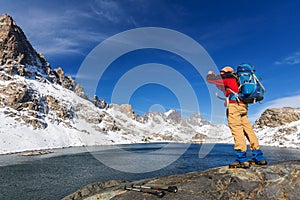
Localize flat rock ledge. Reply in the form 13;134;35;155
17;149;53;156
63;160;300;200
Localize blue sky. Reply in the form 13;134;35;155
1;0;300;123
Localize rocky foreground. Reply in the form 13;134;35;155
63;160;300;200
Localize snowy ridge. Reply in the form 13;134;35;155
255;120;300;148
0;71;230;154
1;72;299;154
1;70;300;154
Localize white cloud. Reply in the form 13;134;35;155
275;52;300;65
250;94;300;122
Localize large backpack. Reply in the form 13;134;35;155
232;63;266;104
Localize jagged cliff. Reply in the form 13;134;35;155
0;14;48;68
0;13;91;129
0;13;86;96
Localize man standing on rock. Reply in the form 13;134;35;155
206;66;267;168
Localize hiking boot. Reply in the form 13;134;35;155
248;159;267;165
240;161;251;168
229;161;240;168
229;161;251;169
251;150;266;164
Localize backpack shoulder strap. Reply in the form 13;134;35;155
227;88;241;102
252;74;266;93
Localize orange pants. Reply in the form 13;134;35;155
227;103;260;152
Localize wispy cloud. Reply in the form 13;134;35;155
90;0;123;24
24;10;106;39
274;52;300;65
250;94;300;122
89;0;141;27
264;95;300;108
35;29;108;55
10;8;108;56
2;1;141;57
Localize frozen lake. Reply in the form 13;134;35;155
0;143;300;200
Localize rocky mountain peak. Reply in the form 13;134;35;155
0;13;87;97
165;109;182;123
187;112;210;126
254;107;300;128
0;13;14;26
0;13;92;129
0;13;45;68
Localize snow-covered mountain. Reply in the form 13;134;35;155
0;13;299;154
254;107;300;148
0;13;231;154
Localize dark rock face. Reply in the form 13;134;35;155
0;13;52;80
0;13;92;129
63;160;300;200
0;14;44;67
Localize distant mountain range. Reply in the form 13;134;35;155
0;13;299;154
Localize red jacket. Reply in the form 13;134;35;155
206;73;243;103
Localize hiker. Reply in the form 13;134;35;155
206;66;267;168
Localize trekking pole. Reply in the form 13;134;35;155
132;184;178;193
215;92;226;101
124;185;165;198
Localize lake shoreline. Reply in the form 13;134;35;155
1;140;299;156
